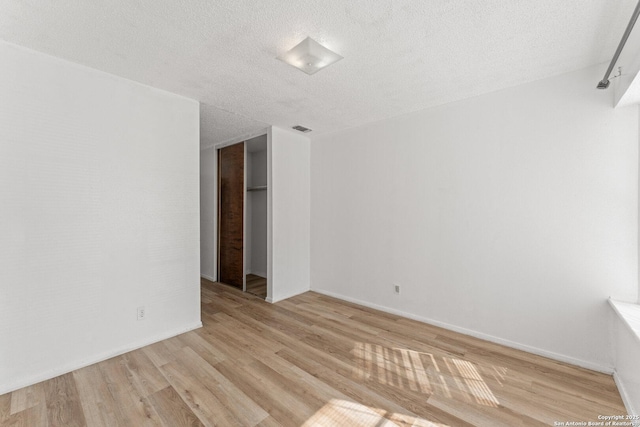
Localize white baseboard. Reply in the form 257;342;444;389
269;288;310;304
614;371;638;415
0;321;202;395
312;288;613;375
201;274;216;282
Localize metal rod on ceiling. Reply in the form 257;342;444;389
597;0;640;89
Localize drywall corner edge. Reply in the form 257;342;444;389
266;127;274;303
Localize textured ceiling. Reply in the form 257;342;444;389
0;0;635;147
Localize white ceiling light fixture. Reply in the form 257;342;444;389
277;37;343;75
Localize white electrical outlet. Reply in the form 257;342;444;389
394;284;400;294
137;306;146;321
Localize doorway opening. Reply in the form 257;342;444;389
216;134;268;299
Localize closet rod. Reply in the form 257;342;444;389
597;0;640;89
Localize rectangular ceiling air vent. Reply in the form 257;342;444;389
292;125;312;133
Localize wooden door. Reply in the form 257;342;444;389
218;142;244;288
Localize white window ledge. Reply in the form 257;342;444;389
609;298;640;345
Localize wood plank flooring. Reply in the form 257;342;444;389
0;279;626;426
246;274;267;299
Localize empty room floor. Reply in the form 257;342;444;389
0;279;626;426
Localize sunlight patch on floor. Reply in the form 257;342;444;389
302;399;450;427
352;342;501;408
449;358;499;407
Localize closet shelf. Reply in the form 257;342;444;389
247;185;267;192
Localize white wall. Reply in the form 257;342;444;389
269;126;311;302
200;145;217;281
310;65;638;371
0;41;201;394
249;149;268;277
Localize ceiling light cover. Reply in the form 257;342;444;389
278;37;343;75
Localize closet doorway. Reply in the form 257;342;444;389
216;134;267;299
245;136;268;299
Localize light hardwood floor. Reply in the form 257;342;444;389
246;274;267;299
0;279;626;426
